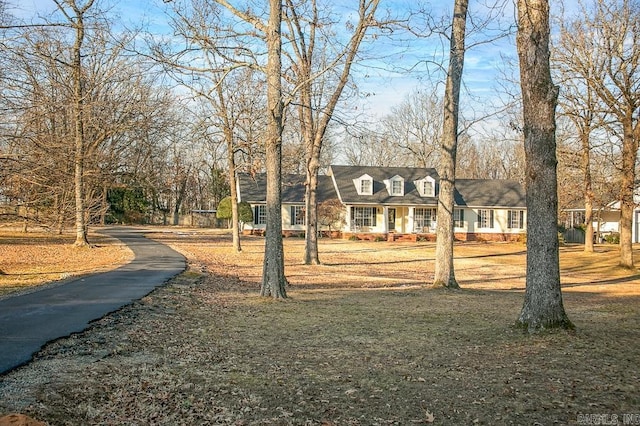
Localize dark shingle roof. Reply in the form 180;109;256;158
238;167;526;209
237;173;337;203
454;179;526;208
329;165;525;208
329;165;439;205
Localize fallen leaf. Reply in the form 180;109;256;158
425;410;435;423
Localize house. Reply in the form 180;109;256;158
237;173;338;236
237;165;527;241
564;192;640;243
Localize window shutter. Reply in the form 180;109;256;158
490;210;495;228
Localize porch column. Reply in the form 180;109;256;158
408;207;415;233
382;206;389;233
346;205;352;231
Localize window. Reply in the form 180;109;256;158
351;207;377;227
415;176;435;197
453;208;465;228
254;205;266;225
353;174;374;195
508;210;525;229
422;181;434;197
385;175;404;196
478;209;494;228
290;205;305;226
415;208;437;230
360;179;372;195
391;180;403;195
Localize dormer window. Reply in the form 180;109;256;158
392;180;403;195
422;181;434;196
384;175;405;196
361;179;372;194
354;174;373;195
415;176;436;197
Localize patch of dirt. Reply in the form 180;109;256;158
1;230;639;425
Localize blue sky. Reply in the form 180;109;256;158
8;0;525;121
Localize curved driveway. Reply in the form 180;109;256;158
0;227;185;374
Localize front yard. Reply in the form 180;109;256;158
1;229;639;424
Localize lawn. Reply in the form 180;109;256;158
0;228;639;425
0;230;133;298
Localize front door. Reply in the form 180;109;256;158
388;208;396;231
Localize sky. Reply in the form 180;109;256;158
7;0;526;124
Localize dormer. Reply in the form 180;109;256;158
384;175;405;196
353;174;373;195
415;175;436;197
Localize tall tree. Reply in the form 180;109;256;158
261;0;287;298
171;0;287;294
383;88;443;168
63;0;95;246
515;0;572;332
559;0;639;267
159;1;268;251
282;0;381;265
553;29;601;252
432;0;468;289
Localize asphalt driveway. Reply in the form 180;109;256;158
0;227;185;374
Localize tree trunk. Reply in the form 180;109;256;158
72;3;90;247
581;130;594;253
304;159;320;265
515;0;572;332
618;113;637;268
99;185;108;226
228;140;242;252
433;0;467;289
289;0;380;265
260;0;287;299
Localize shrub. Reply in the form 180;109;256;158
604;233;620;244
217;197;253;226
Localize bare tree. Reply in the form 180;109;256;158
515;0;572;332
341;128;397;167
159;1;269;251
382;88;443;168
59;0;96;246
433;0;468;289
552;48;601;252
261;0;287;298
1;1;169;234
282;0;382;265
555;0;639;266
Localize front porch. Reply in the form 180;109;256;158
343;231;436;242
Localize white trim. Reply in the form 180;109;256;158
383;175;405;196
353;174;373;195
414;175;436;197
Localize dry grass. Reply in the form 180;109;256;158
1;229;639;425
0;229;133;298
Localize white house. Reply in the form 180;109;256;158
237;165;527;242
565;193;640;243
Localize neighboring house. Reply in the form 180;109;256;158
564;192;640;243
237;165;527;241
